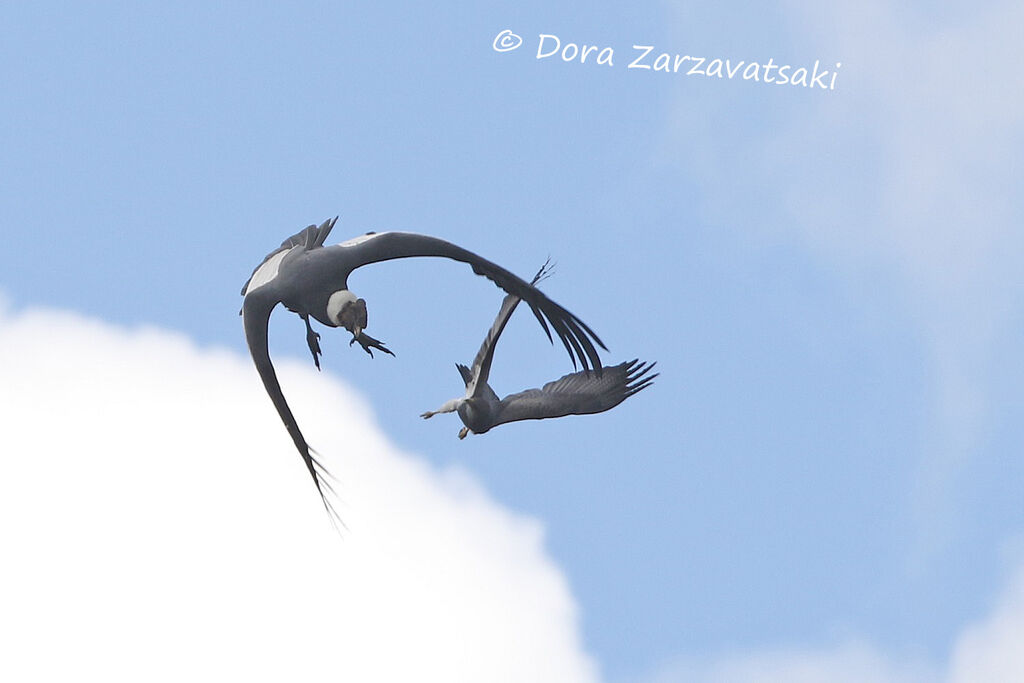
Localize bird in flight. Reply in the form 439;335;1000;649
421;261;656;438
241;218;606;519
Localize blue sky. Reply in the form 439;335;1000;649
2;2;1023;681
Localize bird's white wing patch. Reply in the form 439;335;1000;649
244;247;295;294
337;231;390;248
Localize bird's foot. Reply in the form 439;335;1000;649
349;331;395;358
306;328;323;370
458;427;469;440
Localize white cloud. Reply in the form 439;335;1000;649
667;0;1024;556
636;560;1024;683
774;0;1024;383
0;303;598;683
948;562;1024;682
642;642;933;683
739;0;1024;300
773;0;1024;563
784;0;1024;572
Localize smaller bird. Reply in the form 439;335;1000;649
421;261;657;438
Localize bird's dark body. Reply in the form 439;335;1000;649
275;249;342;326
457;398;497;435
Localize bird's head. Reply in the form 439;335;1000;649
326;289;368;339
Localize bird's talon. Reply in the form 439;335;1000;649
350;331;394;358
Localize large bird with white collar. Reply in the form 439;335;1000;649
241;217;606;519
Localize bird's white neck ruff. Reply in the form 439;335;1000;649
326;289;358;326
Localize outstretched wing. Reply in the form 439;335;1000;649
493;359;658;426
240;217;338;295
322;232;606;371
241;285;339;524
464;260;554;399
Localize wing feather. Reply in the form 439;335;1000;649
241;286;340;524
465;260;553;399
326;232;605;371
240;217;338;295
493;359;657;426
